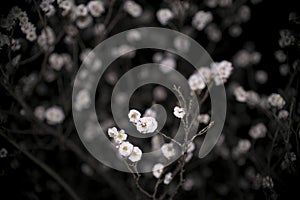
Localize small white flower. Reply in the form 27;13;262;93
128;146;142;162
198;67;212;83
76;15;93;29
237;139;251;153
124;1;142;18
76;4;88;17
108;127;118;138
87;1;105;17
234;86;247;102
136;117;158;134
174;36;190;52
118;141;134;157
267;93;285;108
211;61;233;85
45;106;65;125
59;0;73;11
128;109;141;123
157;9;173;25
143;108;157;118
49;53;64;71
192;11;213;31
163;172;172;184
249;123;267;139
278;110;289;119
152;163;164;178
197;114;210;124
34;106;45;121
159;57;176;73
188;73;206;91
187;142;195;153
173;106;185;119
161;143;176;159
126;30;142;42
26;31;37;41
74;89;91;111
114;129;127;144
0;148;8;158
246;91;260;106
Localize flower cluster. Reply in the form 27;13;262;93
128;109;158;134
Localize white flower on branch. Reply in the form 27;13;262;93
118;141;134;157
45;106;65;125
128;109;141;123
152;163;164;178
128;146;142;162
136;117;158;134
161;143;176;159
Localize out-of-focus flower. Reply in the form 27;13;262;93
192;11;213;31
163;172;172;184
267;93;286;108
205;24;222;42
262;176;274;189
0;148;8;158
187;142;195;153
87;1;105;17
143;108;156;118
173;106;185;119
45;106;65;125
174;36;190;52
76;4;88;17
128;146;142;162
136;117;158;134
124;1;142;18
118;141;134;157
49;53;64;71
126;30;142;42
161;143;176;159
128;109;141;123
76;15;93;29
198;114;210;124
234;86;247;102
255;70;268;84
211;61;233;85
246;91;260;106
274;50;287;63
156;9;173;25
278;110;289;119
34;106;45;121
188;72;206;91
249;123;267;139
159;56;176;73
152;163;164;178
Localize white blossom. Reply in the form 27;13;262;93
156;9;173;25
278;110;289;119
173;106;185;119
128;146;142;162
143;108;157;118
163;172;172;184
124;1;142;18
159;56;176;73
211;61;233;85
267;93;285;108
76;4;88;17
108;127;118;138
45;106;65;125
249;123;267;139
118;141;133;157
161;143;176;159
128;109;141;123
49;53;64;71
34;106;45;121
198;114;210;124
113;129;127;144
152;163;164;178
188;73;206;91
136;117;158;134
192;11;213;31
234;86;247;102
87;1;105;17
